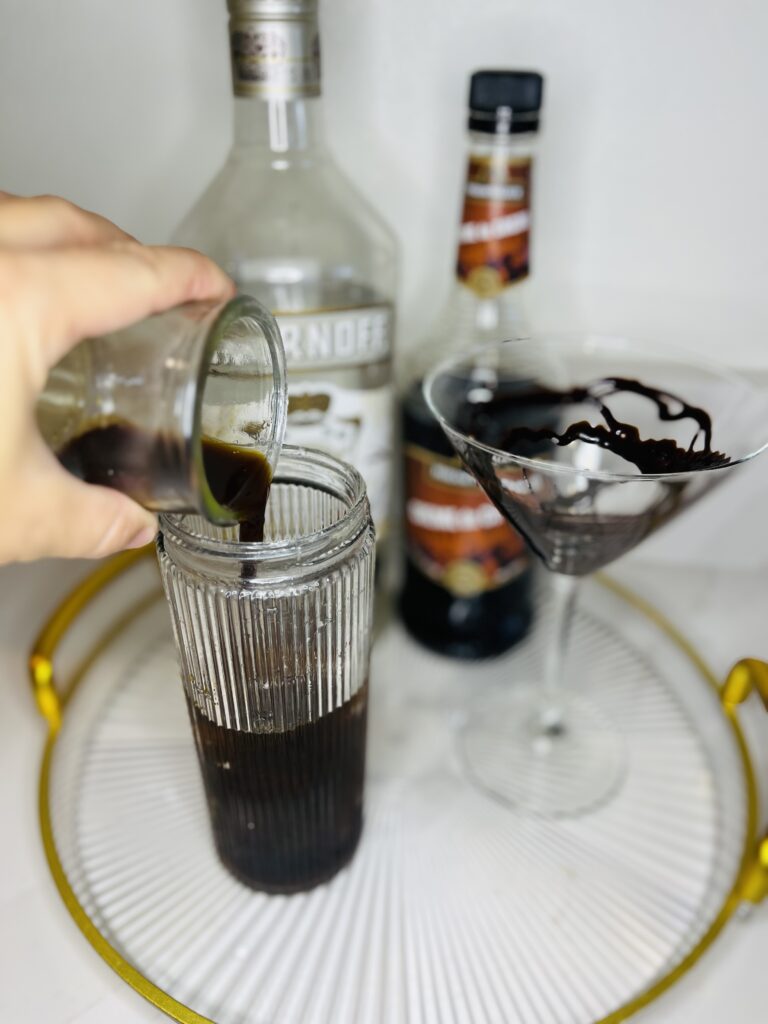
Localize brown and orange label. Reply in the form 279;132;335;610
404;444;528;598
456;154;532;298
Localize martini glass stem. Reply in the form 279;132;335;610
540;574;580;736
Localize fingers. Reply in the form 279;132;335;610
3;242;236;380
0;192;236;564
41;472;158;561
9;453;158;562
0;193;134;249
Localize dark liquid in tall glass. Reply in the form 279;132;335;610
58;425;367;892
189;686;367;893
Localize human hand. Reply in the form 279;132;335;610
0;192;235;564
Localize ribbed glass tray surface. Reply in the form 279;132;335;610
42;557;753;1024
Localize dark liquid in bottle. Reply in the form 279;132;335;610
400;380;534;659
189;685;367;893
59;424;366;892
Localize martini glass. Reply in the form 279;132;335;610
424;335;768;816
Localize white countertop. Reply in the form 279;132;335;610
0;556;766;1024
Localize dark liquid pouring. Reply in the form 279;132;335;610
200;436;272;542
466;376;731;474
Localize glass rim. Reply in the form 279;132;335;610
423;333;768;484
159;444;370;565
191;294;288;524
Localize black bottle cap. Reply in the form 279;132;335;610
468;70;544;135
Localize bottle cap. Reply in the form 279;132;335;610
227;0;321;98
227;0;318;17
468;70;544;135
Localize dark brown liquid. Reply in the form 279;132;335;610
189;686;367;893
57;422;189;507
57;424;272;540
456;376;730;575
464;376;730;473
200;436;272;543
61;424;367;892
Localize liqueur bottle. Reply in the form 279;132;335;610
400;70;544;659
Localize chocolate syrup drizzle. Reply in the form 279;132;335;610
483;376;731;473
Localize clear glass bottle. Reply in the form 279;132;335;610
399;70;544;659
174;0;398;549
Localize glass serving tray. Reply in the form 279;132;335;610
29;549;768;1024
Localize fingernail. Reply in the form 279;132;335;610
127;522;157;551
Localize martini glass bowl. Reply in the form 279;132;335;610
424;335;768;816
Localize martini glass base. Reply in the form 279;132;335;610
459;685;627;817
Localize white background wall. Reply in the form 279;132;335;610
1;0;767;567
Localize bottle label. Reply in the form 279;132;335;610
229;15;321;99
404;444;528;597
457;154;532;298
286;380;393;539
276;303;394;539
276;306;392;371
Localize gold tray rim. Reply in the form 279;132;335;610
31;548;761;1024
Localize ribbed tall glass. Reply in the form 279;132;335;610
156;446;375;893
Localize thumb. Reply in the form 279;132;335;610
24;463;158;561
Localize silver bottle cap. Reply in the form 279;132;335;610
227;1;318;18
227;0;320;99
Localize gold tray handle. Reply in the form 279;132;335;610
28;549;150;734
723;658;768;904
739;837;768;905
723;658;768;710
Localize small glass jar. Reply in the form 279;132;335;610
156;445;376;893
37;295;287;523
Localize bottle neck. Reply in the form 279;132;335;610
228;5;323;153
452;129;537;315
234;95;325;153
